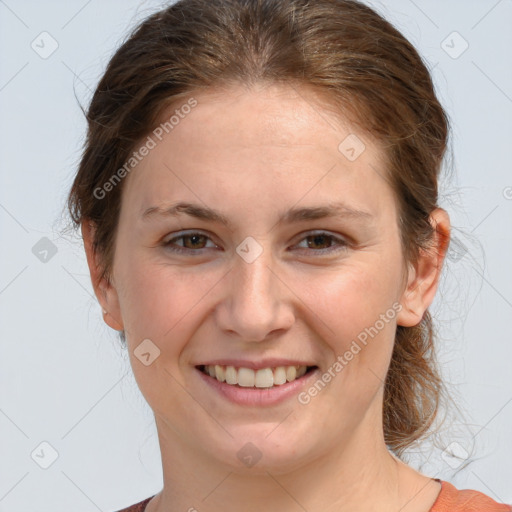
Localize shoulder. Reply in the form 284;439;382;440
115;496;154;512
430;480;512;512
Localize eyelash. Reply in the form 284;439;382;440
161;230;349;256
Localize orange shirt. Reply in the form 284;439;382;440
116;480;512;511
430;479;512;512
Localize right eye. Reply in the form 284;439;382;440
162;231;219;255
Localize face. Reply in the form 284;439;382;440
89;82;440;474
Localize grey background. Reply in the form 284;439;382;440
0;0;511;510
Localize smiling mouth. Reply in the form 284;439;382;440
196;364;318;388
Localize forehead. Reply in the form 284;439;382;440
170;82;368;150
120;82;394;222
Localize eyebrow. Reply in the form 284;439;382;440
141;201;374;228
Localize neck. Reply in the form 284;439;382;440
146;411;440;512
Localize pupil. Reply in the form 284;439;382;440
186;234;204;248
309;235;329;249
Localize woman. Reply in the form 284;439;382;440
66;0;512;510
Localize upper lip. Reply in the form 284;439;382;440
195;359;317;370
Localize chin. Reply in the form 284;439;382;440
203;425;320;475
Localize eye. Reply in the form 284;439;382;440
292;231;349;254
162;231;218;255
161;230;348;256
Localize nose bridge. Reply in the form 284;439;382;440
219;242;292;341
238;248;275;307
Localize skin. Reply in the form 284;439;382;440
83;82;450;512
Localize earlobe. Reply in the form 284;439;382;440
81;220;125;332
102;308;124;331
396;208;451;327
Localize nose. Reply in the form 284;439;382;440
215;245;295;343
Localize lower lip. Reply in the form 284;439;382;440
195;367;319;406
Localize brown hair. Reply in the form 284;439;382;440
67;0;450;458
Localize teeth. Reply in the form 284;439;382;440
286;366;296;381
274;366;287;385
225;366;237;385
296;366;307;378
215;365;225;382
201;364;310;388
238;367;255;387
255;368;274;388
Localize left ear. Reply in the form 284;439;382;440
396;208;451;327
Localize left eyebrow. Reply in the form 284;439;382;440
140;201;374;228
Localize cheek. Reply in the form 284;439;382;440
302;262;400;392
115;255;226;350
298;262;398;343
114;259;226;410
297;267;399;412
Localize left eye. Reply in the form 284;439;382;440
294;232;348;253
162;231;348;255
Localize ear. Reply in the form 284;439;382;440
396;208;451;327
81;220;124;332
